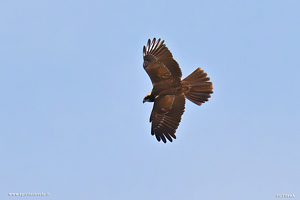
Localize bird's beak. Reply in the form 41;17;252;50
143;99;145;103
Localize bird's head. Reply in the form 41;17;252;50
143;92;155;103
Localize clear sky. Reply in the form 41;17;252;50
1;0;299;199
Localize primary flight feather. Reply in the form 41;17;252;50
143;38;213;143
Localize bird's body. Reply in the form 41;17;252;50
143;38;213;143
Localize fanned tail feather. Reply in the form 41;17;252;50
183;67;213;106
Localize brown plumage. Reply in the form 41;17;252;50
143;38;213;143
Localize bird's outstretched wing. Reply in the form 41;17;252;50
150;94;185;143
143;38;182;84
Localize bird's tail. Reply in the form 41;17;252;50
182;67;213;106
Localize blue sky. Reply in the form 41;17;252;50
1;0;299;199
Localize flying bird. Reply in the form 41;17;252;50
143;38;213;143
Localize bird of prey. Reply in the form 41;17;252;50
143;38;213;143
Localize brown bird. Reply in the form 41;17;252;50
143;38;213;143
